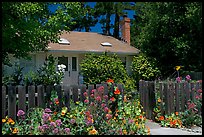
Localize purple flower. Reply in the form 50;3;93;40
186;75;191;81
70;119;76;124
103;95;108;100
52;128;59;134
42;113;50;122
55;119;62;126
64;128;70;134
38;126;44;132
42;124;49;129
50;122;56;127
44;108;52;113
17;110;25;117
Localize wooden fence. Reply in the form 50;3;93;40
139;80;202;120
2;83;124;120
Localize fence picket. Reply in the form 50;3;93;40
2;86;6;118
28;86;35;109
8;86;16;120
18;85;26;112
175;83;180;112
37;85;45;108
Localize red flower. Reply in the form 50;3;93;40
110;97;116;102
159;116;164;121
107;79;114;83
114;88;120;95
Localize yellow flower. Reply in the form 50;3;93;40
11;121;15;125
89;128;98;135
61;111;65;116
175;66;181;71
76;101;79;104
123;119;126;124
12;128;18;134
2;119;6;123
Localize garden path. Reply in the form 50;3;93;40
145;119;202;135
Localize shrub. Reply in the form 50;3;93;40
80;52;128;85
131;53;161;83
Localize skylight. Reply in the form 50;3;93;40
101;42;112;47
58;38;70;45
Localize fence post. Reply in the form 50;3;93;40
55;85;62;109
37;85;45;108
88;85;94;103
28;85;35;109
180;83;185;112
175;83;180;112
45;85;53;108
184;82;190;103
18;85;26;112
144;81;149;118
168;82;175;114
2;86;6;118
64;85;71;112
149;81;156;120
72;85;79;103
163;83;168;115
8;85;16;120
159;82;164;116
80;84;86;103
102;83;108;106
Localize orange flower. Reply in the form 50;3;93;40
177;119;182;125
107;79;114;83
157;98;161;103
173;120;177;125
139;115;143;119
55;100;59;105
2;119;6;123
8;118;14;124
114;88;120;95
54;111;57;115
159;116;164;121
123;130;127;135
175;112;179;116
12;128;18;134
89;128;98;135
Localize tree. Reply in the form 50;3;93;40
131;2;202;77
2;2;86;65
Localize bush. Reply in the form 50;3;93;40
80;52;128;85
131;54;161;83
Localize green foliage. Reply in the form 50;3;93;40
131;54;161;82
2;2;86;65
131;2;202;77
80;52;128;85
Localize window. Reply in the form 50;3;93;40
72;57;77;71
58;57;68;71
58;38;70;45
101;42;112;47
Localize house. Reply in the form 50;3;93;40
4;15;140;85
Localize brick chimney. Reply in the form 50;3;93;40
120;15;131;45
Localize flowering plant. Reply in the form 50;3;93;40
160;112;183;128
2;116;18;135
180;88;202;128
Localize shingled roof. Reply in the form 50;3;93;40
48;31;140;55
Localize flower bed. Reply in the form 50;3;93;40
2;79;150;135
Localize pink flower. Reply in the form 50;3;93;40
90;94;94;98
176;77;181;82
96;96;101;102
104;107;109;113
44;108;52;113
185;75;191;81
84;99;89;104
101;103;106;108
91;89;95;94
98;86;104;92
197;89;202;93
83;92;88;97
188;103;195;110
106;114;112;119
64;128;70;134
